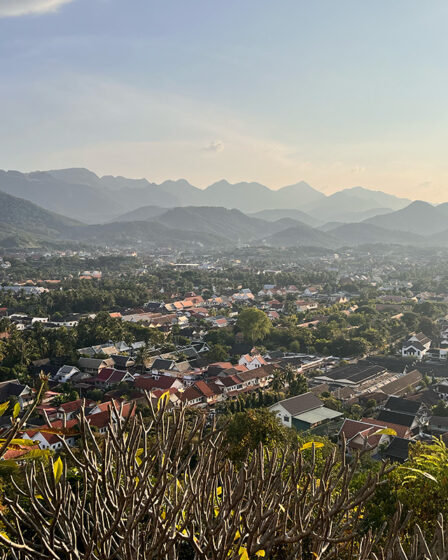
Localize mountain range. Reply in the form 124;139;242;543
0;167;447;252
0;168;411;224
0;187;447;252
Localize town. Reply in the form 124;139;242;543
1;246;448;468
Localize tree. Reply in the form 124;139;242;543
206;343;230;363
289;373;308;396
0;399;441;560
237;308;271;343
223;408;295;462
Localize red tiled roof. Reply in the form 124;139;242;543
208;362;233;369
57;399;95;414
180;386;202;403
194;381;215;398
361;417;412;439
135;376;177;391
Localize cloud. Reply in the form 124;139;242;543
202;140;224;153
0;0;74;18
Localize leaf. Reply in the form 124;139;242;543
0;531;10;541
53;457;63;485
239;547;249;560
0;402;9;418
300;442;324;451
35;494;44;500
4;439;37;447
234;530;241;541
255;551;266;557
371;428;397;436
12;402;20;419
157;391;170;411
135;448;143;466
401;467;437;483
216;486;222;496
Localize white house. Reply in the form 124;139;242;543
54;365;80;383
402;332;431;360
238;353;267;370
269;392;342;431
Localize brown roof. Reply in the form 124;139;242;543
193;381;215;398
274;392;322;416
180;386;203;403
57;399;95;414
361;417;412;439
381;369;423;396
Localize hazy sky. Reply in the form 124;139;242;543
1;0;448;201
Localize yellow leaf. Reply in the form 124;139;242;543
12;402;20;419
157;391;170;411
300;442;324;451
53;457;63;485
6;439;36;447
176;478;182;490
0;402;9;417
371;428;397;437
239;547;249;560
234;530;241;541
216;486;222;496
255;551;266;557
0;531;10;541
160;510;166;520
35;494;44;500
214;507;220;517
136;448;143;466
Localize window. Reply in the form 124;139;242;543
284;416;289;422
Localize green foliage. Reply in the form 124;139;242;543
223;408;296;462
366;438;448;535
237;308;271;343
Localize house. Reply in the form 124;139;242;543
402;332;432;360
338;418;411;457
435;381;448;402
382;437;411;463
429;415;448;435
111;354;135;370
78;357;114;376
53;365;80;383
135;375;184;393
87;402;135;434
90;368;134;389
184;380;222;406
238;353;267;370
0;380;33;408
269;392;342;431
376;397;425;434
23;419;78;450
179;386;204;407
55;399;95;421
378;369;423;397
313;364;387;389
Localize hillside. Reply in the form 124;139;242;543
364;201;447;236
0;170;119;223
249;208;318;227
329;222;425;246
113;205;168;222
342;186;410;211
152;206;285;241
0;190;80;237
259;222;338;249
67;220;228;249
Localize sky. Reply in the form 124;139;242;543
1;0;448;201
